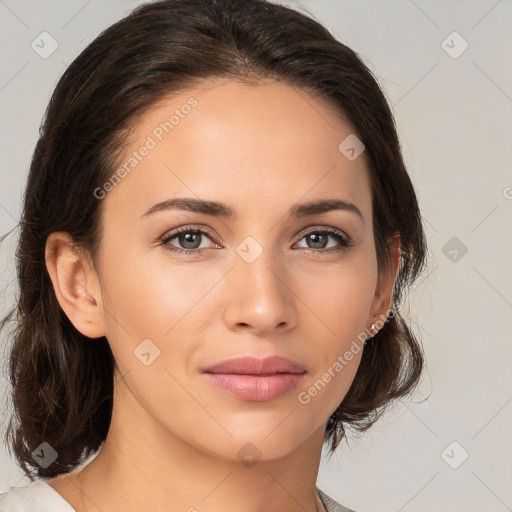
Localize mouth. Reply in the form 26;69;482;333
202;355;306;402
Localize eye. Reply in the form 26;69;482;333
294;228;353;253
160;226;219;255
160;225;353;256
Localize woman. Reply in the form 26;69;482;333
0;0;427;511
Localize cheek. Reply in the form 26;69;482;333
296;252;377;336
97;246;220;366
291;250;376;408
294;261;374;412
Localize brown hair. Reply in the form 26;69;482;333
0;0;428;479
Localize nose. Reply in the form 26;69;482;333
222;244;298;336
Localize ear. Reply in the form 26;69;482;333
367;232;401;335
45;231;106;339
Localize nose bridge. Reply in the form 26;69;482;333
224;235;295;332
236;236;286;302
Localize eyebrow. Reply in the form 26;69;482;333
141;197;363;221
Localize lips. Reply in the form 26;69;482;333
203;356;306;402
203;355;306;375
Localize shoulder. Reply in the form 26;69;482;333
317;487;360;512
0;479;76;512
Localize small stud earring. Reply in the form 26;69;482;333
370;323;376;332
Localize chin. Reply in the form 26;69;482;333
198;418;317;463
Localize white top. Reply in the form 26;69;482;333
0;479;74;512
0;479;356;512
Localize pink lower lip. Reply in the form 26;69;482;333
205;373;305;401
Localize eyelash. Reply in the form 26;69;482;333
159;225;354;256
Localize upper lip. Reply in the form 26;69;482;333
203;356;306;375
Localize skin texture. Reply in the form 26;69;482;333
44;78;400;512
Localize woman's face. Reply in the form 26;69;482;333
89;79;392;461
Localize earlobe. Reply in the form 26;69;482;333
45;231;106;339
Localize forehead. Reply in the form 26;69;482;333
103;78;372;222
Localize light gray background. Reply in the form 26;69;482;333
0;1;511;511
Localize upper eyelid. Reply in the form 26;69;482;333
162;225;217;242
